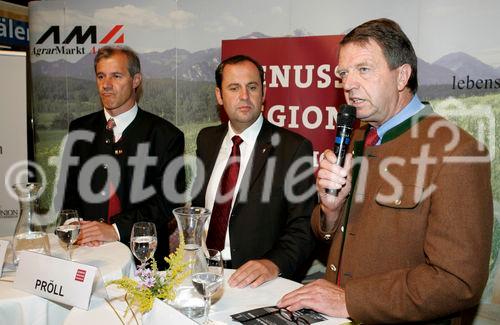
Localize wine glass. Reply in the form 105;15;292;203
192;249;224;324
130;222;157;266
55;209;81;260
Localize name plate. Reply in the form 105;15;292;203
0;240;8;275
13;251;97;309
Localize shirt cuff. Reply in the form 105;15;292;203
112;223;120;241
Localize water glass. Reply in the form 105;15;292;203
130;222;157;266
55;209;81;260
192;249;224;324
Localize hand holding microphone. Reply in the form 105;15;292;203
323;104;356;196
318;104;356;196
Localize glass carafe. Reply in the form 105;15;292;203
170;206;210;319
12;183;50;265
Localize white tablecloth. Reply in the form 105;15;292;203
0;234;135;325
65;269;349;324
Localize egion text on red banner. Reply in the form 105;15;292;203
222;35;347;160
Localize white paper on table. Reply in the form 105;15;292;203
142;298;198;325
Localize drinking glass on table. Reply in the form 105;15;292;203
130;222;157;266
192;249;224;324
54;209;81;260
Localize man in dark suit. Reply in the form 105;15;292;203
57;46;185;268
192;55;316;288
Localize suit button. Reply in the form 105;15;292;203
324;234;331;240
105;139;111;144
330;264;337;272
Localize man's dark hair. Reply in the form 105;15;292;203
94;45;141;76
94;45;142;101
215;54;265;93
340;18;418;93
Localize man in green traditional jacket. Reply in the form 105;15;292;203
278;18;493;324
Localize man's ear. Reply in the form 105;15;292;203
397;64;411;91
215;87;223;106
132;73;142;90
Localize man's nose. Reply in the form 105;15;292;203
239;87;249;100
101;77;112;89
342;72;358;91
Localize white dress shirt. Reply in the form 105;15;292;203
204;114;264;260
103;103;138;142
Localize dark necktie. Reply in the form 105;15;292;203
106;118;117;142
206;135;244;251
364;126;379;148
106;118;122;222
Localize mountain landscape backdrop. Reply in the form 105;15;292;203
32;43;500;100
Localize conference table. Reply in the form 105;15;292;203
65;269;350;324
0;234;135;325
2;238;349;325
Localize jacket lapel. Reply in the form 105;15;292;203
94;111;112;154
204;124;228;177
232;120;274;213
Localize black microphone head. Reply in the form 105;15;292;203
338;104;357;128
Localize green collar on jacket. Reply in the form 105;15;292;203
380;105;434;144
351;105;434;158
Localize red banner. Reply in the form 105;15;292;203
222;35;345;164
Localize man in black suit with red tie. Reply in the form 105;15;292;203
57;46;185;268
191;55;316;287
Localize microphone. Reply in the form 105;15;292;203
326;104;356;195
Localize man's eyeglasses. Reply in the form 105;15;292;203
238;306;311;324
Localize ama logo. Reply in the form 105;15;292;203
32;25;125;57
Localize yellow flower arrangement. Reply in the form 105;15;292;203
106;240;190;314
